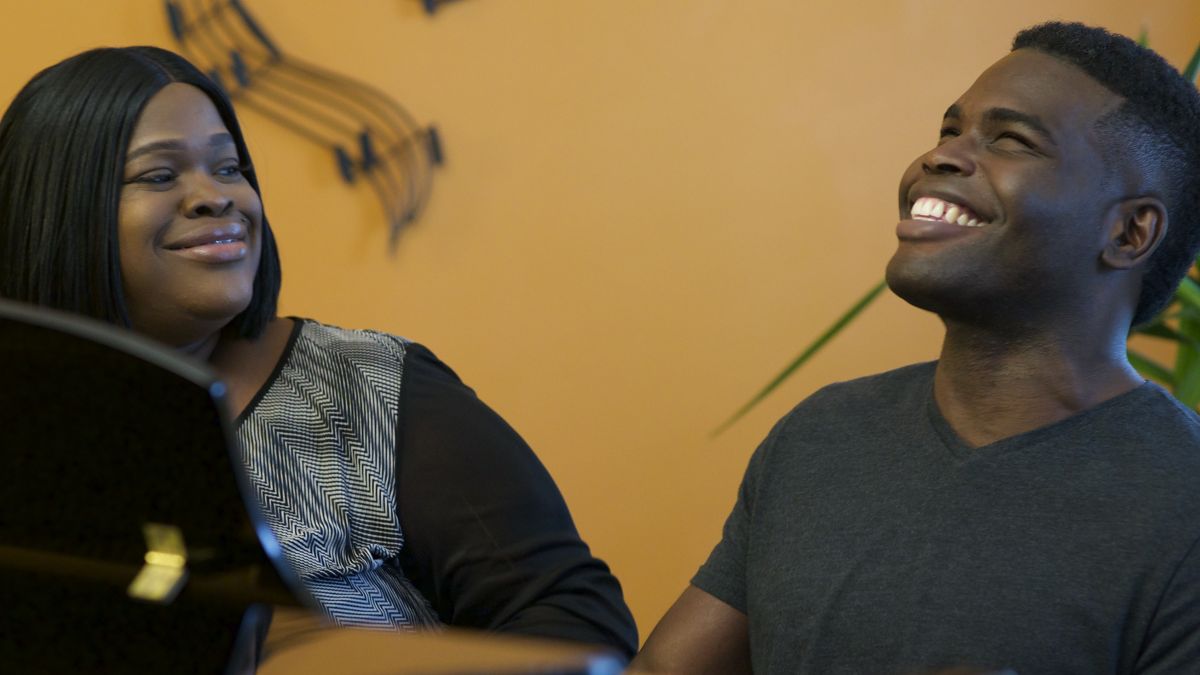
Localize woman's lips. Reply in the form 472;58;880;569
166;239;249;262
163;223;248;262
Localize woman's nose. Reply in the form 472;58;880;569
183;175;234;217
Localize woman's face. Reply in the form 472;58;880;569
117;82;263;347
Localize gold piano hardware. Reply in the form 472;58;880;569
126;523;189;603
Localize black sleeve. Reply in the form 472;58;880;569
394;342;637;659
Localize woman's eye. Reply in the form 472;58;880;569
130;171;175;185
216;164;245;178
938;127;959;141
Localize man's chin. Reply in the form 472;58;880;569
886;264;1031;329
885;257;971;319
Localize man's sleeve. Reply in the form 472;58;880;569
394;342;638;659
1134;534;1200;672
690;418;783;613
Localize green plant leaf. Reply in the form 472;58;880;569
1185;40;1200;82
1176;301;1200;323
1134;321;1182;342
1137;26;1149;47
1177;315;1200;342
1175;352;1200;407
1128;349;1176;387
1176;277;1200;311
1176;308;1200;380
713;280;887;435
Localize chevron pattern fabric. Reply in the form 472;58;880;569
237;320;440;628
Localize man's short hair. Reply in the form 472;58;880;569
1013;22;1200;326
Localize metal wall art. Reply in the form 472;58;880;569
164;0;444;249
421;0;464;14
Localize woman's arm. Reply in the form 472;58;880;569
394;342;637;659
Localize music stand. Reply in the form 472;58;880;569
0;298;308;673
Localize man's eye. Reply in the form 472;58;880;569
939;127;960;139
216;164;244;178
995;132;1035;149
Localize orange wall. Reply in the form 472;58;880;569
2;0;1197;637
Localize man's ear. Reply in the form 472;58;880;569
1101;197;1167;270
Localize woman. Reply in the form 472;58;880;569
0;46;635;657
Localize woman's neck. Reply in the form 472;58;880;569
205;317;294;417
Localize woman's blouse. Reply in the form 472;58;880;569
235;319;637;657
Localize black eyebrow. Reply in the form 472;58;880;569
941;104;1056;145
125;133;236;162
983;108;1055;144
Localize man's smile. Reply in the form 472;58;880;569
910;196;989;228
897;193;993;243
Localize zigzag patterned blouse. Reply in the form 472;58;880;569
233;319;637;656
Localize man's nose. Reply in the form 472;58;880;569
922;136;977;177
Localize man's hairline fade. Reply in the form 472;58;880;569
1010;22;1200;327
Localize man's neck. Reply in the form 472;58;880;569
934;319;1143;448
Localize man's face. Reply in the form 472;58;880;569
886;49;1125;325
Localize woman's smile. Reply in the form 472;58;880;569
162;220;251;262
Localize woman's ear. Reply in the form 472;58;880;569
1101;197;1167;270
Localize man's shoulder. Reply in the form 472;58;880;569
1133;381;1200;429
760;361;936;452
785;361;935;416
1112;381;1200;465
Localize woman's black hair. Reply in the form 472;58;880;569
0;46;281;338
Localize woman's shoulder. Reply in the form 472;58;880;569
291;317;408;358
288;318;461;385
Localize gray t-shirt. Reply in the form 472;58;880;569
694;362;1200;674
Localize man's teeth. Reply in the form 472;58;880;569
911;196;986;227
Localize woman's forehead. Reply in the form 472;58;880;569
128;83;230;145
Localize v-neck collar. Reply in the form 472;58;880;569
924;369;1156;463
234;317;305;427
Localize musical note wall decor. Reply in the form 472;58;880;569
421;0;465;14
164;0;444;249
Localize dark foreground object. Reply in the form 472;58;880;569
0;298;302;673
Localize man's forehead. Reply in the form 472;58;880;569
950;49;1122;125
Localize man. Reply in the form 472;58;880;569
634;22;1200;674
